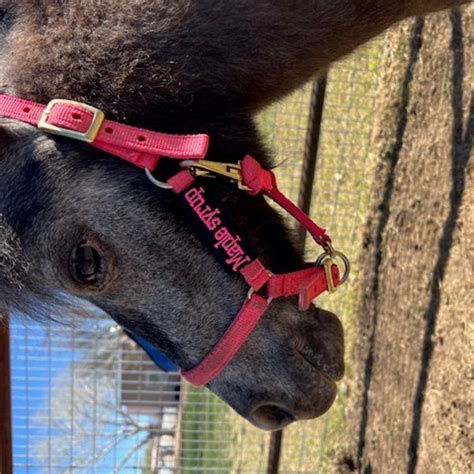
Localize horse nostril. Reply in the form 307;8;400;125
250;404;295;431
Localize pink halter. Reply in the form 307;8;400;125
0;95;349;386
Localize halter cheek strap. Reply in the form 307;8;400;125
0;95;349;387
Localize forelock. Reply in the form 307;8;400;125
0;216;78;320
0;213;28;288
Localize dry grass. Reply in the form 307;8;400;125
342;6;473;473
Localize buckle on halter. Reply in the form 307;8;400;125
180;160;251;191
38;99;105;143
316;247;351;293
322;258;338;293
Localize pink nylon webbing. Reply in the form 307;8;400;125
241;155;331;247
0;94;209;170
181;293;269;386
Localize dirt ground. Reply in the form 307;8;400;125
338;5;473;474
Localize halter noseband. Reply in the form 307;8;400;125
0;95;350;386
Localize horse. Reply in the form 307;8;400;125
0;0;468;431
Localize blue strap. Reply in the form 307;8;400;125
125;331;178;372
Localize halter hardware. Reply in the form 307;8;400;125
316;246;351;292
145;168;174;190
180;159;251;191
38;99;105;143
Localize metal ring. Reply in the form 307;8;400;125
179;160;195;170
247;287;273;304
145;168;173;190
315;250;351;286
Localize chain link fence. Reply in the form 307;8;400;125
10;37;384;474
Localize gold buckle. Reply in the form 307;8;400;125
38;99;105;143
180;160;251;191
316;247;351;293
322;258;337;293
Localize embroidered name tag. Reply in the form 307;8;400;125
184;186;252;272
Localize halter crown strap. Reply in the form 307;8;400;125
0;95;209;170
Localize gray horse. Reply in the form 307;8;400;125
0;0;468;430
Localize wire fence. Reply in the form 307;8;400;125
10;37;384;474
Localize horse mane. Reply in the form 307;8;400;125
0;215;40;318
0;215;26;289
0;214;58;319
3;1;203;124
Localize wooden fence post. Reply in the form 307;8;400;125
267;74;328;474
0;313;13;474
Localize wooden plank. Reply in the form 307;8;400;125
266;430;283;474
297;75;328;250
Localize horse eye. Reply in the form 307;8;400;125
69;242;106;287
